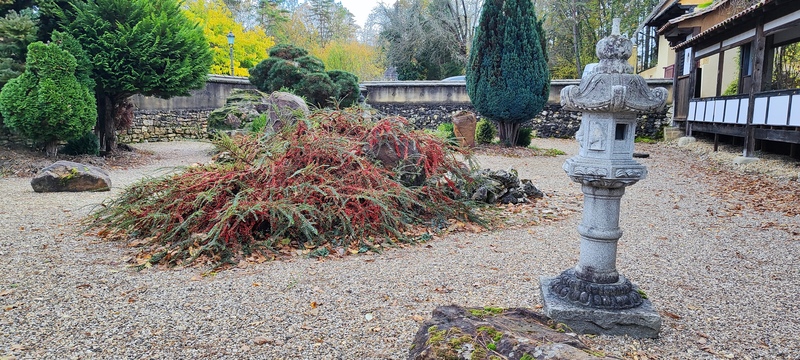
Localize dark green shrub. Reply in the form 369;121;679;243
250;45;360;108
268;43;308;60
0;41;96;156
328;70;360;106
475;118;496;144
62;131;100;155
296;55;325;73
266;60;304;93
248;57;281;90
297;72;336;107
516;127;533;147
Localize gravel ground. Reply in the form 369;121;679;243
0;139;798;360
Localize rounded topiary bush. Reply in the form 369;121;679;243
328;70;360;106
516;127;533;147
266;60;305;92
475;118;497;144
0;41;96;156
248;57;281;90
269;43;308;60
296;55;325;73
249;44;360;108
297;72;336;107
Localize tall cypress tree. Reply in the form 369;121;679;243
466;0;549;146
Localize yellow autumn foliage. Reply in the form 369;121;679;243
183;0;274;76
311;41;385;81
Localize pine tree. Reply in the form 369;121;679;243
0;9;37;89
466;0;549;146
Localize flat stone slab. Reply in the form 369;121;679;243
540;276;661;339
677;136;696;147
733;156;760;165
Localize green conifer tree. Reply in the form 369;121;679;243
66;0;212;152
0;41;96;156
466;0;549;146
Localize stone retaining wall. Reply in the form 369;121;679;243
117;109;211;143
371;103;673;139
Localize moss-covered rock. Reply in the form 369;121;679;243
207;89;309;133
409;305;615;360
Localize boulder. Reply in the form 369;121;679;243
207;90;310;134
364;120;426;187
470;169;543;204
207;89;265;131
262;91;310;133
409;305;615;360
31;161;111;192
452;110;477;148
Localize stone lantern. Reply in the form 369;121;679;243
539;19;667;339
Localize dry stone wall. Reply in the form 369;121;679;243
117;109;211;143
370;103;672;139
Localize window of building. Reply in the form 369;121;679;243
636;26;659;73
766;39;800;91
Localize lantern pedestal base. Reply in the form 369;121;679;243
540;276;662;339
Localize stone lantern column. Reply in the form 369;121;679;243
539;19;667;339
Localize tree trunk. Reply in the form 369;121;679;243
497;122;521;147
95;94;117;153
45;140;58;158
572;0;581;79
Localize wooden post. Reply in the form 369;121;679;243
716;52;725;97
714;133;719;151
686;30;700;137
744;20;766;158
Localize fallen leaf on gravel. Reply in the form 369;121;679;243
4;304;19;311
0;289;14;296
411;315;425;322
661;310;682;319
253;336;270;345
700;345;717;355
252;282;261;287
310;302;318;309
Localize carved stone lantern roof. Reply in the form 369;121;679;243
560;21;668;114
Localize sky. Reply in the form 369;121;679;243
339;0;389;27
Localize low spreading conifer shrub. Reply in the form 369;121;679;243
90;109;480;268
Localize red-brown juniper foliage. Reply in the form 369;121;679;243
90;109;481;268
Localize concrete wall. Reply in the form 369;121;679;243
362;79;673;105
131;74;254;111
121;75;253;143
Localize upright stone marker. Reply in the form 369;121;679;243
539;19;667;339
